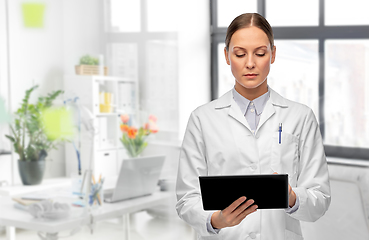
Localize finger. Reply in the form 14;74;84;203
234;199;255;216
288;184;292;196
234;204;258;224
223;196;247;214
273;172;278;174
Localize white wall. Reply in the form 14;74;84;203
0;0;12;185
178;0;211;139
1;0;101;184
62;0;103;76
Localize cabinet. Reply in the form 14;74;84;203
63;75;139;178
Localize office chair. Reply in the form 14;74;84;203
301;160;369;240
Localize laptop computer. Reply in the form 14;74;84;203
199;174;288;210
104;155;165;203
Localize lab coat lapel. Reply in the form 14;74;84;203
257;99;275;131
215;90;251;131
257;88;289;132
228;100;251;130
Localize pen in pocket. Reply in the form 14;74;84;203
279;123;282;144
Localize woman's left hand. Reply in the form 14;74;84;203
288;184;296;207
273;172;296;208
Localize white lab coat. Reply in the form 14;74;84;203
176;88;331;240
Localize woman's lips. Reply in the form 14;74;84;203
244;73;258;79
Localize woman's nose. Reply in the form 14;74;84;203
245;56;255;69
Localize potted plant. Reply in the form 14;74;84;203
75;54;108;76
5;85;64;185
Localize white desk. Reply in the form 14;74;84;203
0;178;72;197
0;191;173;240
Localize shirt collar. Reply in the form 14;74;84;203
215;86;288;109
232;87;250;115
232;87;270;116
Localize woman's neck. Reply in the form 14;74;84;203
234;81;268;101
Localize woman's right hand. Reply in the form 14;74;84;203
211;196;258;229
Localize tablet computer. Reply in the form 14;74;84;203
199;174;288;210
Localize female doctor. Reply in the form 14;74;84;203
176;13;331;240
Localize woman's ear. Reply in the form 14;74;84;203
224;47;230;65
271;46;276;64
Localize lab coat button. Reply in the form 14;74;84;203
250;109;255;113
249;232;256;239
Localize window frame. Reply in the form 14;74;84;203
210;0;369;160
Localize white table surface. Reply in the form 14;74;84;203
0;191;173;234
0;178;72;197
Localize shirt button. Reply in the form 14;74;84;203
250;102;254;106
250;164;257;170
249;232;256;239
250;109;255;113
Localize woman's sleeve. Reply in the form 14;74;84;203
175;111;218;237
290;109;331;222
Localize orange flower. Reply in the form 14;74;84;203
127;127;137;139
120;114;129;124
120;124;129;132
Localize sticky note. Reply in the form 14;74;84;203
42;107;75;140
22;3;45;28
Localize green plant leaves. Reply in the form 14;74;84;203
79;55;99;65
6;85;65;161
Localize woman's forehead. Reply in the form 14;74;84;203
229;26;271;49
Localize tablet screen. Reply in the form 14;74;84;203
199;174;288;210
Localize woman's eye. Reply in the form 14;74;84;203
256;53;265;57
236;54;245;57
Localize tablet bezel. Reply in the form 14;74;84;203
199;174;289;210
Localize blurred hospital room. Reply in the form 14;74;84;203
0;0;369;239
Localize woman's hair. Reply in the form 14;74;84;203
225;13;274;51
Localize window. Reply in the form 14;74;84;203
211;0;369;160
268;40;319;120
325;0;369;26
325;40;369;148
216;0;257;27
266;0;319;26
104;0;179;140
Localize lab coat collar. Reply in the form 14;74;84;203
215;87;289;133
269;88;288;108
214;87;288;109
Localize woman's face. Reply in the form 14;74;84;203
224;26;276;91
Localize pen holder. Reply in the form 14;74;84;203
88;181;104;209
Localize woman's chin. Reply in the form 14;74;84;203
236;80;266;90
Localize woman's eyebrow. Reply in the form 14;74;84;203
233;45;268;51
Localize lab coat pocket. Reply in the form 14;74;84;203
271;132;299;186
285;230;304;240
200;234;222;240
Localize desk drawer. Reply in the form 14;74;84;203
94;150;118;177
